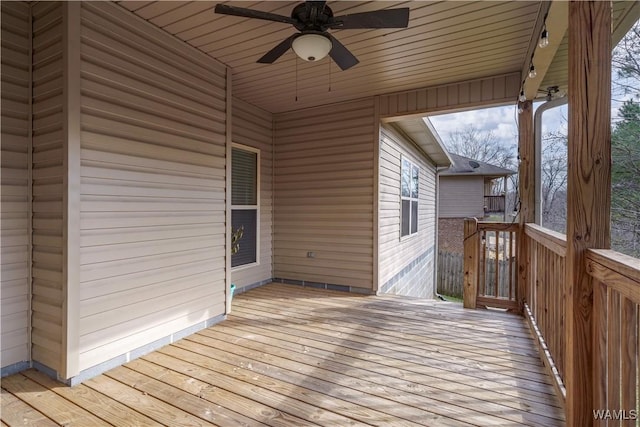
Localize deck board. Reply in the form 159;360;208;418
1;283;565;426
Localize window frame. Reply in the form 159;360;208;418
231;143;260;270
400;155;420;239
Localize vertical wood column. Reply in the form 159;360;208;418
518;100;534;312
565;2;612;426
463;218;478;308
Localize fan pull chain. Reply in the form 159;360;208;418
295;58;298;102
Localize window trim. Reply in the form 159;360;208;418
231;143;260;270
400;155;419;239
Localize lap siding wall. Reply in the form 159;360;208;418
1;1;31;373
273;99;376;290
76;2;228;373
378;124;437;298
230;97;273;289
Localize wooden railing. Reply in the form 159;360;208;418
465;220;640;421
484;195;506;213
587;249;640;422
523;224;568;401
463;219;519;310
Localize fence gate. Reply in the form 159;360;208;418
463;218;519;310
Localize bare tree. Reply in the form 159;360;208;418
443;124;518;211
540;130;568;232
612;21;640;103
611;21;640;256
444;125;515;169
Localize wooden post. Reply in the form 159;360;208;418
566;2;611;426
463;218;479;309
518;100;534;313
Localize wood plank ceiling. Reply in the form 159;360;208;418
118;1;543;113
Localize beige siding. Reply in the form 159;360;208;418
77;2;228;371
378;125;437;298
438;176;485;218
379;73;520;119
1;1;31;370
31;1;65;373
273;99;375;289
231;97;273;288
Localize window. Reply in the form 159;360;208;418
401;157;419;237
231;145;259;267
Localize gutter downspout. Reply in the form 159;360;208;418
534;96;568;225
433;166;448;301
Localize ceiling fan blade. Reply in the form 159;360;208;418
257;35;296;64
328;34;359;71
328;8;410;29
214;4;297;25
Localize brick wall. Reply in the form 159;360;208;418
438;218;466;254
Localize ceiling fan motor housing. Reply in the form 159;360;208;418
291;2;334;32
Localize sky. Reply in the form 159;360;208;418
427;102;568;158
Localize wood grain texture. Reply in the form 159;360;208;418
0;388;57;427
518;100;534;314
463;218;478;308
525;225;567;389
565;2;612;426
586;249;640;298
1;283;565;427
525;224;567;257
586;248;639;425
1;374;109;426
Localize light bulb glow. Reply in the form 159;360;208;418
528;65;537;79
538;29;549;48
519;91;526;102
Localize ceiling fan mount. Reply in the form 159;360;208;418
290;2;333;32
214;1;410;70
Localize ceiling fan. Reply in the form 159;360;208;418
214;1;410;71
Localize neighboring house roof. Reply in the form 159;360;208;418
439;153;516;178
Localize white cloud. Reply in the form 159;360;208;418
428;104;520;151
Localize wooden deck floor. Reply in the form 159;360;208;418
1;283;565;426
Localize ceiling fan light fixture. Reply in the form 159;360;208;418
292;33;332;62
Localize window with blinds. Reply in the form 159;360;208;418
401;157;419;237
231;146;259;267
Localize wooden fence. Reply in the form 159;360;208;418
437;251;464;298
438;248;515;300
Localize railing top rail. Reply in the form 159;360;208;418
524;223;567;257
586;249;640;304
477;221;519;232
